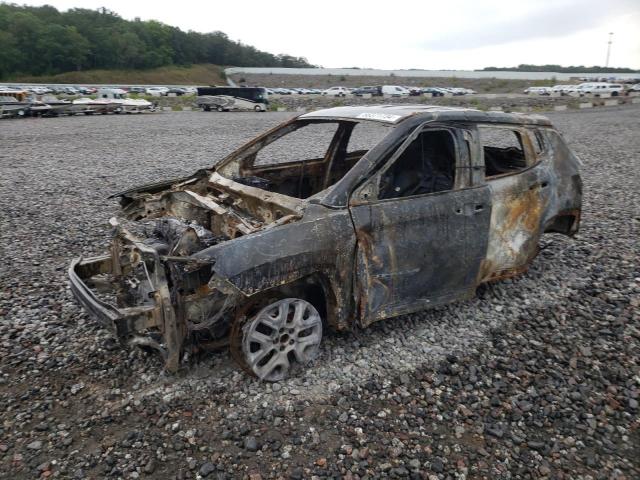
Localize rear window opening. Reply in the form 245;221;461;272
231;120;393;199
479;126;529;177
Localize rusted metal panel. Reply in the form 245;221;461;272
351;186;491;324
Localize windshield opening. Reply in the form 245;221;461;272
216;119;394;200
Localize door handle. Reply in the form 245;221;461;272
529;181;549;191
456;204;484;215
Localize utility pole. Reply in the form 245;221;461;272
605;32;614;68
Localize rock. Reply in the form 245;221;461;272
199;462;216;477
528;441;545;451
144;458;156;474
244;436;258;451
431;458;444;473
26;440;42;450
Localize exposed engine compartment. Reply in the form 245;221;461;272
118;171;303;247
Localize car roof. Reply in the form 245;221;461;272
299;104;552;126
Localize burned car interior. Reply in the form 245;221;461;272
69;105;582;380
228;120;393;199
379;129;456;199
480;126;531;177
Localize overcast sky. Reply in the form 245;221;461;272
15;0;640;69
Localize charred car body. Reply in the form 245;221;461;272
69;105;582;381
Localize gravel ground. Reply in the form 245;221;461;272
1;107;639;479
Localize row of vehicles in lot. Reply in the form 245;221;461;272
193;84;477;113
524;82;640;96
265;85;476;97
10;84;198;97
0;87;154;118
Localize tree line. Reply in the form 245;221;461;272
0;4;313;79
481;64;639;73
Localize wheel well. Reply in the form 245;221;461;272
544;210;580;236
242;274;336;328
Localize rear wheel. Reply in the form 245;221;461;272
216;105;224;112
254;105;262;112
231;298;323;381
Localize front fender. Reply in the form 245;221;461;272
194;205;356;327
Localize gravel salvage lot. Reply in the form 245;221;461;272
1;107;639;479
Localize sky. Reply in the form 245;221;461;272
13;0;640;69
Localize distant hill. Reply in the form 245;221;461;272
0;4;313;80
481;64;640;73
7;64;227;86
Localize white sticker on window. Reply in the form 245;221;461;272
356;112;402;122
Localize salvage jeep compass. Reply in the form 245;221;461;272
69;105;582;381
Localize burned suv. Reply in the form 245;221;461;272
69;105;582;381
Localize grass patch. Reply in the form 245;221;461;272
8;64;226;86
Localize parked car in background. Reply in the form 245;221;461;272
404;86;423;96
381;85;410;96
62;86;79;95
421;87;445;97
630;83;640;92
353;86;383;96
524;87;551;95
29;86;51;95
577;83;624;96
166;87;187;96
322;86;350;97
146;86;169;96
128;87;146;94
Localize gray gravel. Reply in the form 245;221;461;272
1;107;639;479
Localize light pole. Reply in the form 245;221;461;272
605;32;614;68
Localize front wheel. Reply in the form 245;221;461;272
254;105;262;112
216;105;224;112
231;298;323;381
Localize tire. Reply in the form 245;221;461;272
203;105;211;112
216;106;224;112
232;297;323;381
254;105;262;112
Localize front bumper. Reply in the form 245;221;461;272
68;255;161;340
68;219;183;371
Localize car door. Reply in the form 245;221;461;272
349;124;491;326
474;124;553;282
